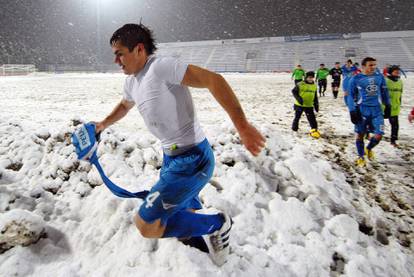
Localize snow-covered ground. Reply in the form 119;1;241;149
0;72;413;277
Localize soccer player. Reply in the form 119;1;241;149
291;71;320;138
291;64;306;84
346;57;391;167
94;23;266;265
341;59;358;104
316;63;330;97
385;65;403;147
329;62;342;99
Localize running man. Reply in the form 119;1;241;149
329;62;342;99
341;59;358;104
316;63;330;97
385;65;403;147
291;64;306;84
346;57;391;167
291;71;321;138
95;24;266;265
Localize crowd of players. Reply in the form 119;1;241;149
290;58;411;167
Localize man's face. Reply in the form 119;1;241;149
347;61;352;67
306;76;315;83
363;61;377;75
112;41;146;75
391;69;400;77
335;64;340;68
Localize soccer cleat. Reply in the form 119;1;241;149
309;129;321;139
364;148;375;160
391;142;399;148
207;213;232;266
355;157;366;167
180;236;209;253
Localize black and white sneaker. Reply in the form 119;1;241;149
207;213;232;266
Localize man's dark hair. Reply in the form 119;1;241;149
305;71;315;78
320;63;325;66
335;62;340;64
110;23;157;55
347;59;353;64
388;65;400;74
361;57;376;66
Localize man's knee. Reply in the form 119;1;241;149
374;134;382;141
355;133;364;140
133;214;165;238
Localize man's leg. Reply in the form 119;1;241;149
353;116;367;166
305;108;320;138
332;82;338;98
363;112;384;160
135;140;233;245
322;79;327;96
134;211;225;239
333;87;338;99
304;107;318;130
318;80;323;97
389;116;399;145
355;133;365;158
366;113;385;151
134;215;164;238
292;105;304;131
135;149;223;239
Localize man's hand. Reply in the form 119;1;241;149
314;104;319;113
350;110;362;124
237;123;266;156
94;121;106;133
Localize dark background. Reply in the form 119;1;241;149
1;0;413;65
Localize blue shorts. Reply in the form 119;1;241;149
138;139;215;225
354;105;385;135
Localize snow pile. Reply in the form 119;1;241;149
0;209;46;253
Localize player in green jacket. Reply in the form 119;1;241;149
385;65;403;147
291;64;306;85
316;63;330;97
291;71;321;138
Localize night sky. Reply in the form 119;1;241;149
1;0;413;65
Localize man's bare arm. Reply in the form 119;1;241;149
181;64;265;156
96;99;135;132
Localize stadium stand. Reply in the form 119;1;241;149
1;30;412;74
157;31;414;72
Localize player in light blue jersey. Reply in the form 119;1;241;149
346;57;391;167
341;59;358;104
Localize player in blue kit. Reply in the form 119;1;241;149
94;24;265;266
342;59;358;104
346;57;391;167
